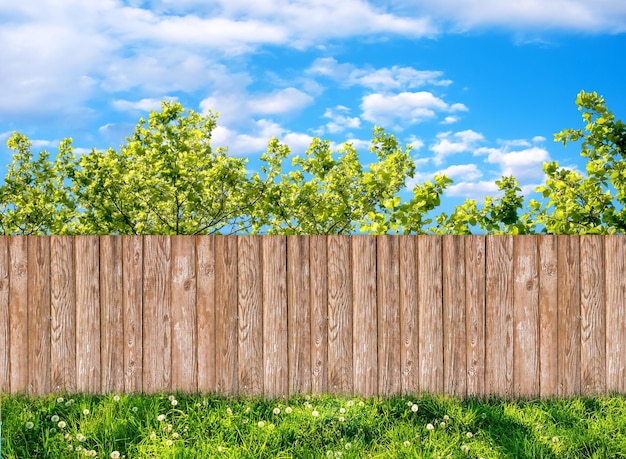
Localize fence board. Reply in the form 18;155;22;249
399;236;419;393
171;236;197;393
606;236;626;393
327;236;353;394
580;236;606;395
513;236;539;398
418;236;443;393
215;236;238;394
76;237;101;393
100;237;124;394
465;235;485;397
485;236;513;397
539;235;558;397
557;235;581;396
352;236;377;397
443;236;466;397
310;236;328;394
286;236;308;395
9;237;28;393
264;236;288;397
196;236;215;393
28;237;51;395
0;238;9;393
50;236;76;393
122;236;143;393
142;236;171;393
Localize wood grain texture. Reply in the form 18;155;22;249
485;236;513;397
0;238;9;393
50;236;76;393
310;236;328;394
286;236;308;395
418;236;443;394
264;236;288;397
605;235;626;393
9;236;28;393
75;236;101;393
142;236;171;393
171;236;197;393
557;235;581;396
399;236;419;394
122;236;143;393
538;235;558;397
580;236;605;395
513;236;539;398
196;236;216;392
327;236;353;394
465;235;485;397
352;236;377;397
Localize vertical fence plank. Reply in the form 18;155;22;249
400;236;419;394
327;236;353;394
265;236;288;397
310;236;328;394
606;235;626;393
0;238;9;393
142;236;171;394
100;236;124;394
171;236;197;393
28;236;51;395
558;235;581;396
50;236;75;393
580;236;606;395
418;236;443;393
215;236;238;394
76;236;101;393
122;236;143;393
539;235;558;397
513;236;539;398
196;236;216;393
237;236;263;396
9;237;28;393
286;236;309;395
485;236;513;397
352;236;377;397
465;235;485;397
443;236;466;397
378;236;400;396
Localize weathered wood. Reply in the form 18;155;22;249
196;236;216;392
0;238;9;393
171;236;197;393
122;236;143;393
100;237;124;394
465;235;485;397
142;236;171;393
352;236;377;397
399;236;419;394
418;236;443;393
310;236;328;394
538;235;558;397
605;236;626;393
215;236;238;394
327;236;353;394
557;235;581;396
580;236;605;395
513;236;539;398
286;236;309;395
485;236;513;397
8;237;28;393
50;236;76;393
264;236;288;397
237;236;263;396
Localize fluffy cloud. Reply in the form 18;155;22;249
476;145;550;181
112;97;178;112
430;130;484;165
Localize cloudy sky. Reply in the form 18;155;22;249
1;0;625;212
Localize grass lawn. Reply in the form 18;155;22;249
1;391;625;458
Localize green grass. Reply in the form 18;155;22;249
1;392;626;458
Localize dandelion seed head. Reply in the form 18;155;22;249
443;415;450;421
157;414;166;422
411;404;418;412
312;410;319;417
83;409;90;415
347;400;354;407
285;406;292;414
165;439;173;446
58;421;67;429
25;421;34;429
339;407;346;414
131;407;138;413
273;407;280;415
552;436;560;442
113;395;120;402
172;432;179;439
51;415;60;422
149;432;157;440
461;444;470;453
338;416;345;422
344;442;351;449
57;397;64;403
403;441;411;447
257;421;265;428
440;422;446;428
426;423;435;431
76;433;86;442
226;407;233;415
466;432;473;438
171;399;178;406
111;452;121;459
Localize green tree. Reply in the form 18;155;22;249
0;133;77;235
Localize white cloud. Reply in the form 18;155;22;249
446;180;501;199
430;130;484;165
112;97;178;112
476;145;550;181
246;88;314;115
318;106;362;134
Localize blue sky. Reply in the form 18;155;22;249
1;0;625;214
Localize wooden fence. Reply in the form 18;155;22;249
0;235;625;398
